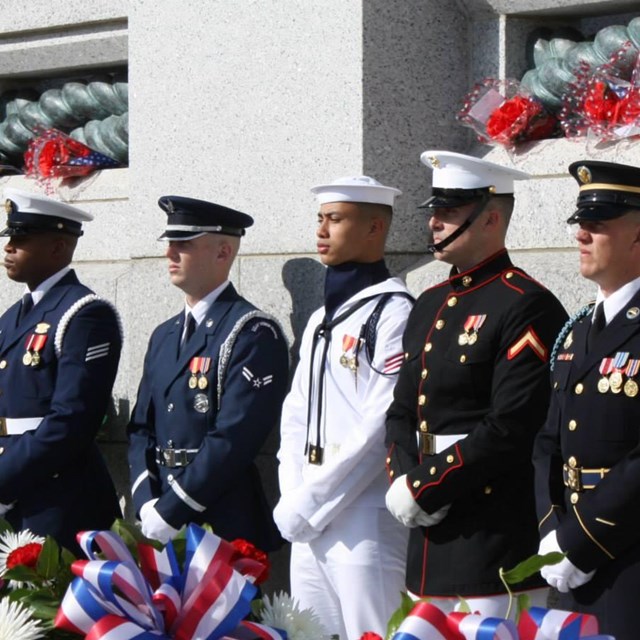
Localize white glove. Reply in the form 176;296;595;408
385;475;448;528
273;498;321;543
139;499;179;544
539;530;595;593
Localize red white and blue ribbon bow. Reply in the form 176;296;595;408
390;602;613;640
54;525;285;640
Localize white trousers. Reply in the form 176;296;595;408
291;506;409;640
410;587;550;619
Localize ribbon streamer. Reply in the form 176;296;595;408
55;524;279;640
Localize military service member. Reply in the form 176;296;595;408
385;151;568;615
127;196;288;550
533;160;640;639
0;188;122;552
274;176;413;640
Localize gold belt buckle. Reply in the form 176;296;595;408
421;432;434;455
564;464;583;492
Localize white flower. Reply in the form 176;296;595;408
259;591;328;640
0;597;46;640
0;530;45;589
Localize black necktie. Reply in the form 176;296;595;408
17;293;33;325
182;313;196;350
587;303;606;351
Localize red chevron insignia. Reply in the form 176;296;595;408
507;327;548;362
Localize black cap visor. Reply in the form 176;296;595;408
419;187;494;209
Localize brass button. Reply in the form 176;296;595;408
0;447;4;455
446;454;454;463
448;297;458;307
412;480;420;488
568;419;577;431
460;354;467;363
405;352;409;360
386;457;391;464
554;381;559;389
484;485;492;495
462;276;472;287
424;342;432;352
389;470;394;478
568;456;577;468
421;369;428;379
570;492;579;504
575;383;584;395
429;466;436;475
435;319;445;330
0;361;6;369
418;394;426;406
419;420;428;432
506;271;514;279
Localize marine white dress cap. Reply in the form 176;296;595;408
311;175;402;206
420;150;530;194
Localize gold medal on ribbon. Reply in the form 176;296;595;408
467;332;478;345
624;379;639;398
197;375;208;390
597;377;610;394
339;354;349;367
188;375;198;389
458;333;469;346
348;358;357;372
609;371;623;390
22;352;32;366
30;352;41;367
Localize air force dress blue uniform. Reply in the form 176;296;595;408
533;161;640;639
127;196;288;551
0;188;122;552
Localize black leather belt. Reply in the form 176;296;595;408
155;446;198;468
562;464;609;492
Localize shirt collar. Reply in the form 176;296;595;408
26;266;71;305
184;280;230;326
595;275;640;325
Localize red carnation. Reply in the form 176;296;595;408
486;95;556;145
231;538;270;585
6;542;43;570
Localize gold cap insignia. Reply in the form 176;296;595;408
429;156;440;168
35;323;50;334
577;166;592;185
626;306;640;319
488;185;496;194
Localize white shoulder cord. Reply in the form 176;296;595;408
216;310;284;409
54;294;124;357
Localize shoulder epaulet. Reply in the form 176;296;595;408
216;310;285;408
550;303;594;371
54;294;123;357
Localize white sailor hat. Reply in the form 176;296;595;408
1;187;93;237
311;175;402;207
419;150;530;208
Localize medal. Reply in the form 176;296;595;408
348;358;357;372
188;356;211;390
193;393;209;413
30;352;40;367
597;377;610;393
197;375;208;390
458;332;469;346
609;371;623;390
22;352;32;366
188;375;198;389
624;379;639;397
340;354;349;367
461;315;486;347
598;357;614;393
341;335;357;368
467;331;478;345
